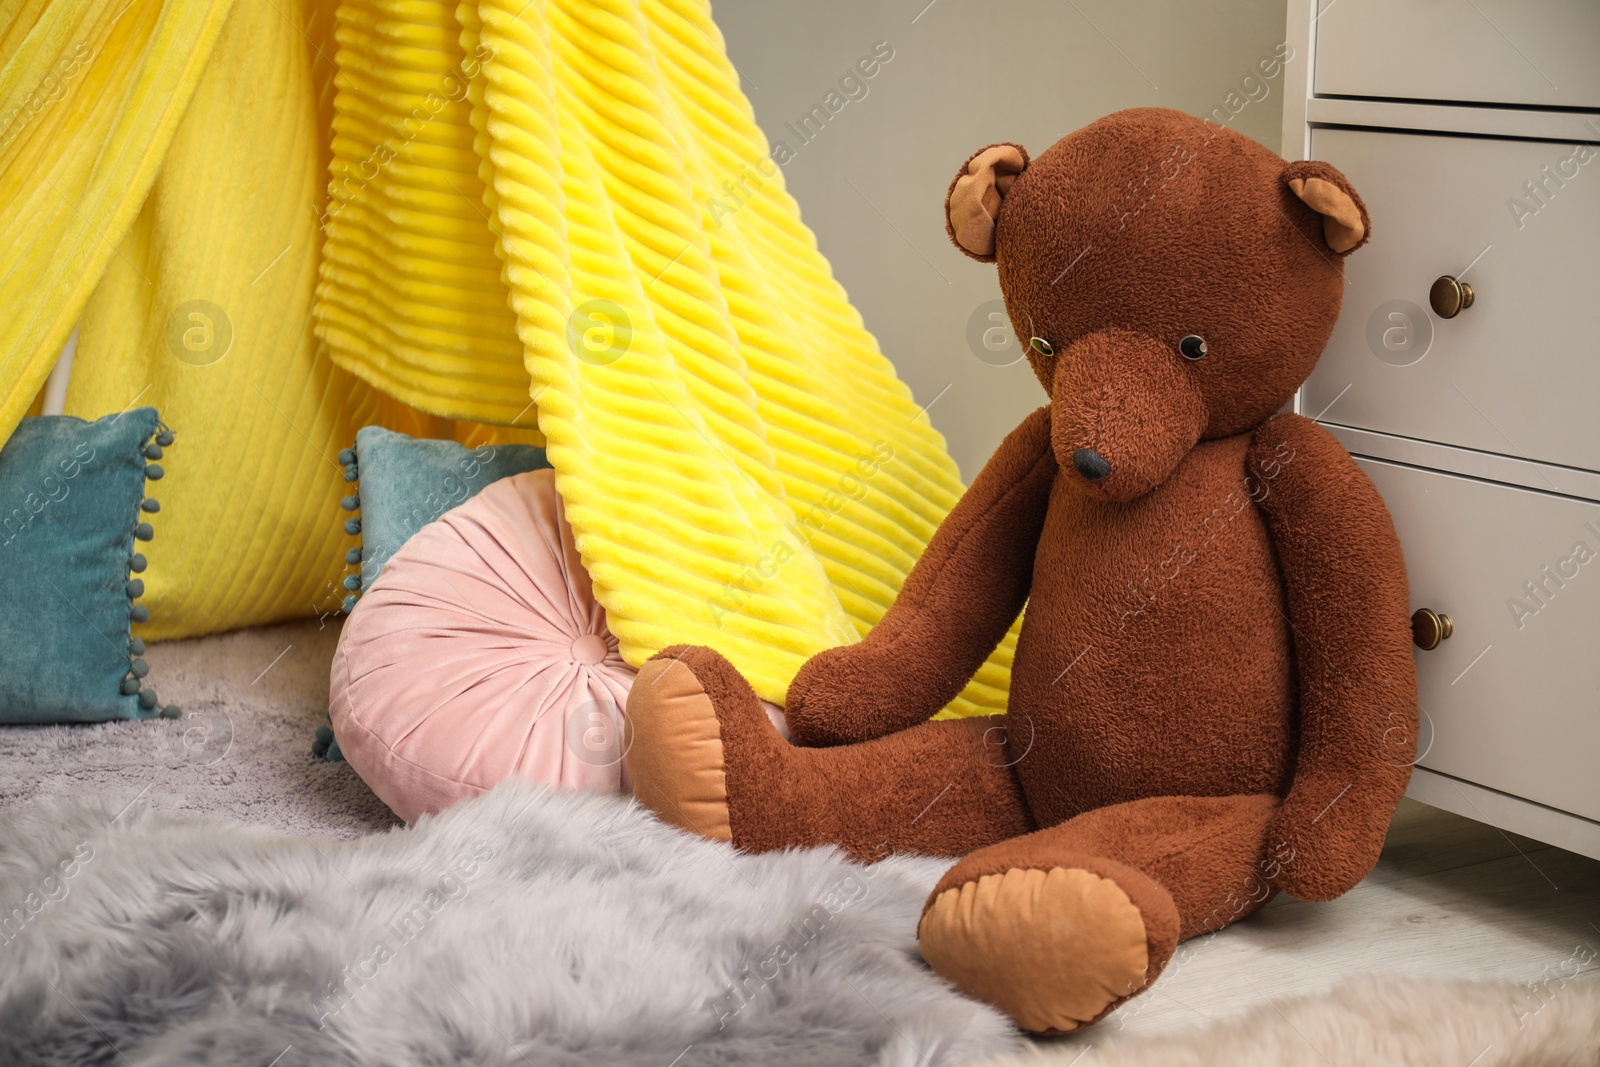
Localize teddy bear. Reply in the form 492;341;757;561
622;107;1419;1034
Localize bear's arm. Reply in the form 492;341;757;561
1247;413;1419;901
783;405;1058;747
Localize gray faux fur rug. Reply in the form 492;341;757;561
0;780;1017;1067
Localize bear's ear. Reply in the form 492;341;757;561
945;143;1030;261
1283;160;1370;255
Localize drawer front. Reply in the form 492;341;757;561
1357;457;1600;822
1305;128;1600;473
1314;0;1600;111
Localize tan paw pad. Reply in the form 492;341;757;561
622;658;732;842
919;867;1150;1033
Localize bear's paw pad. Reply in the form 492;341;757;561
918;866;1150;1033
625;657;733;842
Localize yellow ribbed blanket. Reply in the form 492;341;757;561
2;0;1016;714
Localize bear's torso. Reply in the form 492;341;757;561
1009;433;1297;828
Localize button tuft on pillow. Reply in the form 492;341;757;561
570;634;609;666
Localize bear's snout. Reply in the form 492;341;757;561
1050;328;1208;502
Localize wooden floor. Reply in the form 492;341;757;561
1067;798;1600;1048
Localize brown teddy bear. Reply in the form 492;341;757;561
622;107;1419;1034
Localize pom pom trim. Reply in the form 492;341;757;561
337;440;363;615
122;419;178;721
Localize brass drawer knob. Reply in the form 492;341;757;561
1411;607;1454;650
1429;275;1475;319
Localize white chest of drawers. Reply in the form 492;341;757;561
1283;0;1600;859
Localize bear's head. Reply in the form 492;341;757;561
946;107;1368;503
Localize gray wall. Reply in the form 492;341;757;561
716;0;1287;478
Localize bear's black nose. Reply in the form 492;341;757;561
1072;448;1111;482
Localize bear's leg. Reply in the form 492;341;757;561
624;645;1034;861
918;793;1280;1034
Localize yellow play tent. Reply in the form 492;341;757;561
0;0;1016;713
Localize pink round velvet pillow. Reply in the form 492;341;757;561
330;469;634;822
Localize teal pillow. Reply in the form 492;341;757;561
334;426;550;612
0;408;176;723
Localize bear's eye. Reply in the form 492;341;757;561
1178;335;1208;361
1029;336;1055;357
